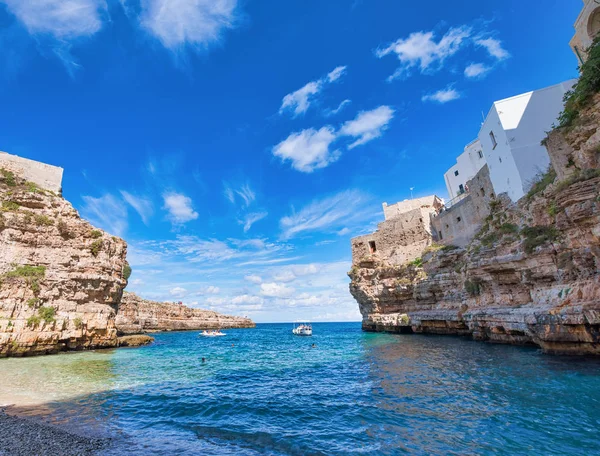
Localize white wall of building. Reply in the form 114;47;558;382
478;80;576;202
443;139;486;199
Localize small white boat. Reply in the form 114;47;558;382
200;330;226;337
292;321;312;336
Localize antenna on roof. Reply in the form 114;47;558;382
481;111;485;126
410;187;414;199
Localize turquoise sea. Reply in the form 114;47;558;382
2;322;600;455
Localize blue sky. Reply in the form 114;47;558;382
0;0;580;322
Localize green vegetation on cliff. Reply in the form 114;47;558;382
559;36;600;128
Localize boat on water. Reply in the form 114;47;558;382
200;330;226;337
292;321;312;336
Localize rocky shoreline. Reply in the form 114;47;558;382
0;409;109;456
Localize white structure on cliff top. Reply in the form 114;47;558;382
478;80;576;202
571;0;600;64
0;151;63;194
443;139;486;200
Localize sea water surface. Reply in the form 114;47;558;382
2;323;600;455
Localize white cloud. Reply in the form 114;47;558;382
377;26;471;80
244;274;262;284
142;235;289;265
260;282;295;298
205;285;220;294
326;65;347;82
421;86;461;104
280;189;373;240
464;62;490;79
80;193;128;236
339;105;394;149
170;286;187;298
231;294;263;305
337;227;351;236
273;126;339;173
2;0;105;39
138;0;239;50
120;191;153;224
280;65;347;116
272;270;296;283
323;99;351;117
240;211;268;232
224;182;256;207
162;192;199;224
475;37;510;61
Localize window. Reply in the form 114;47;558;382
499;157;502;163
458;184;465;194
457;217;462;222
478;150;484;159
480;187;485;197
368;241;377;254
439;231;443;240
454;170;459;176
489;131;497;149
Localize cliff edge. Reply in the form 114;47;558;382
349;84;600;355
0;170;128;357
116;292;255;334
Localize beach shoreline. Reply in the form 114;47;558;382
0;408;110;456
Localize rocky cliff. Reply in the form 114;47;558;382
349;96;600;355
0;170;128;357
116;292;255;334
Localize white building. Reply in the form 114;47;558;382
443;139;486;200
571;0;600;65
478;80;576;202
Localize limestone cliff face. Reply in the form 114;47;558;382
116;292;255;334
0;172;128;357
350;97;600;355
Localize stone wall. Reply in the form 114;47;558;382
382;195;443;221
352;205;437;266
0;152;63;194
431;165;495;247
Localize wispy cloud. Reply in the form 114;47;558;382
280;65;347;116
137;0;239;50
464;62;490;79
280;189;374;240
162;192;199;224
1;0;106;39
80;193;128;236
240;211;268;232
422;86;461;104
1;0;106;74
323;99;351;117
120;190;154;224
339;105;395;149
138;235;291;264
273;126;340;173
376;26;471;81
223;182;256;207
475;37;510;61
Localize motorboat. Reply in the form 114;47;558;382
292;321;312;336
200;330;226;337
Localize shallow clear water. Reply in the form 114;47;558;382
2;323;600;455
